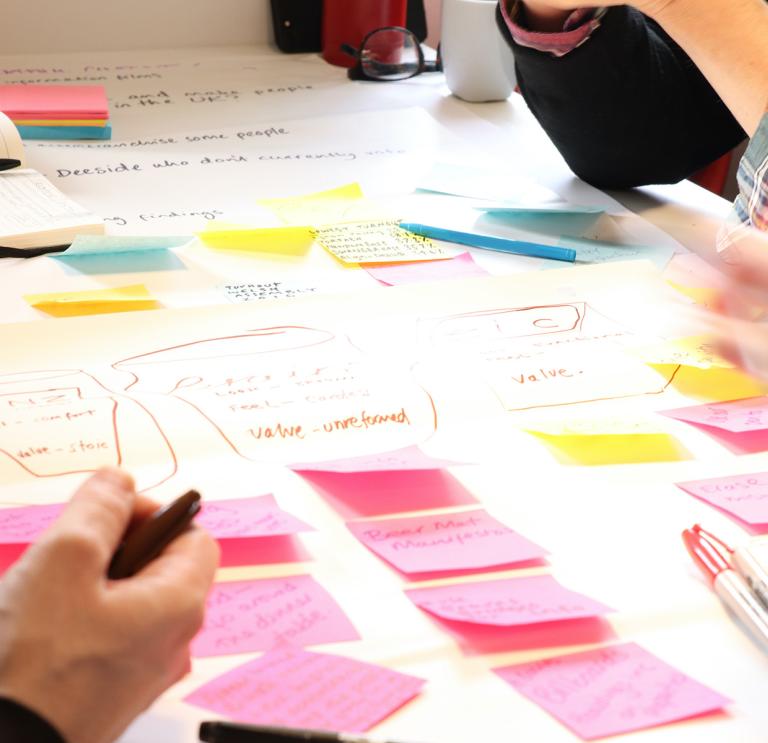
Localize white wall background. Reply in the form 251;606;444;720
4;0;443;55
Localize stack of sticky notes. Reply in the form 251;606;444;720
0;84;111;140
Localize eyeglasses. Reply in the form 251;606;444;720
341;26;442;82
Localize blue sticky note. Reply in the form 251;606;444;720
473;202;604;216
476;210;604;241
17;124;112;140
64;235;193;256
554;236;676;270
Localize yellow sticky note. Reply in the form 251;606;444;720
313;220;450;264
651;363;768;402
633;335;733;369
198;225;315;255
259;183;387;226
24;284;160;317
299;183;365;201
526;418;688;465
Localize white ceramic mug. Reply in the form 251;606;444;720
440;0;516;102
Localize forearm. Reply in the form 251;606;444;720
651;0;768;135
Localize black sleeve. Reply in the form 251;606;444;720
496;4;747;189
0;697;67;743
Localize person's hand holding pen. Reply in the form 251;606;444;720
0;467;219;743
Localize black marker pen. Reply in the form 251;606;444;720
199;722;417;743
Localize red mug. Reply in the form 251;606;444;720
321;0;408;67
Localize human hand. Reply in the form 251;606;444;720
698;230;768;380
0;468;219;743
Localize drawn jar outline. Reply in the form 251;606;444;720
0;369;176;484
113;326;438;463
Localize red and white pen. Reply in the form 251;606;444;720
682;525;768;653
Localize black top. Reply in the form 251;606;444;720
496;4;747;188
0;697;66;743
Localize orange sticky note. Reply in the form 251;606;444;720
12;118;108;127
24;284;160;317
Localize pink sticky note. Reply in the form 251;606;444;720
199;495;312;537
406;574;612;626
185;646;425;732
298;469;478;519
0;84;109;117
0;503;65;571
198;494;313;566
677;472;768;526
364;252;489;286
494;643;730;740
290;445;467;473
348;509;547;574
662;397;768;433
191;575;359;657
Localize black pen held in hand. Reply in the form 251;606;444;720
108;489;201;579
199;721;418;743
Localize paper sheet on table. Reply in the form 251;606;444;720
525;418;688;465
365;251;489;285
63;234;191;255
289;445;467;473
22;108;455;234
417;162;565;205
677;472;768;526
313;219;449;264
662;396;768;432
348;509;547;574
494;642;730;740
184;647;425;731
24;284;160;316
1;262;687;490
190;575;359;657
406;574;612;626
